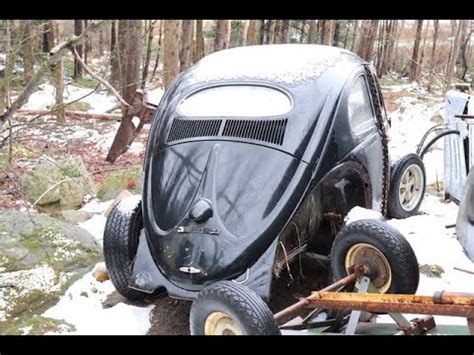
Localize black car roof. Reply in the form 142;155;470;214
185;44;366;87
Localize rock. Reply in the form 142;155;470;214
21;156;96;210
58;210;94;224
419;264;445;278
0;211;102;334
80;291;88;298
92;265;109;282
97;166;142;201
91;287;98;294
104;190;134;217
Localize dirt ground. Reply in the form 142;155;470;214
101;260;329;335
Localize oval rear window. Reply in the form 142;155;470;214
177;85;292;117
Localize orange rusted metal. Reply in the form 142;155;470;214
305;291;474;318
274;272;358;325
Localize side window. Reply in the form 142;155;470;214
348;76;377;138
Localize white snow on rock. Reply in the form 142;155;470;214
345;206;383;224
80;198;115;215
78;214;107;244
43;262;154;335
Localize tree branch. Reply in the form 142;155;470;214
70;46;131;109
0;20;110;130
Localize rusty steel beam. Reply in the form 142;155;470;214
306;291;474;318
274;272;358;325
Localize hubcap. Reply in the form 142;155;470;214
204;312;243;335
344;243;392;293
398;164;424;212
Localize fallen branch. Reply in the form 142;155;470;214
71;46;131;110
454;266;474;275
0;20;110;131
15;109;122;121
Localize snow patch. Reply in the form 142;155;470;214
78;215;107;244
43;262;154;335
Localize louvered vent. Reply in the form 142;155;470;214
167;119;222;143
222;119;288;145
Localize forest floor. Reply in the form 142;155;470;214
3;76;474;335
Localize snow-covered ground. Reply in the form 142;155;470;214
30;80;473;335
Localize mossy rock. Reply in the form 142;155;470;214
0;211;101;334
419;264;445;278
97;166;142;201
67;101;92;111
21;156;96;209
3;315;75;335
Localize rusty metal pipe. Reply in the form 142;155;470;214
274;273;357;325
306;291;474;318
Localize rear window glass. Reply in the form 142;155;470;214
177;85;292;117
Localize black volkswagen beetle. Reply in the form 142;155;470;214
103;44;420;335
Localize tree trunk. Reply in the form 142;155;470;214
356;20;379;61
265;20;276;44
351;20;359;52
84;20;90;65
42;20;52;52
428;20;440;91
194;20;205;62
386;20;398;72
142;20;156;89
280;20;290;44
163;20;181;89
0;21;11;113
22;20;35;84
321;20;336;45
416;20;430;82
53;58;64;123
259;20;265;44
445;20;464;90
246;20;260;45
241;20;249;46
117;20;143;105
333;20;341;46
151;21;164;82
73;20;83;79
307;20;316;44
408;20;423;82
179;20;194;72
110;20;120;90
460;21;472;81
98;26;104;56
214;20;231;51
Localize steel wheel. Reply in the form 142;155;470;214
398;163;424;212
344;242;393;294
204;311;244;335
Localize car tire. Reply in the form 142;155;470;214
103;196;149;301
388;153;426;219
189;281;280;335
330;219;419;295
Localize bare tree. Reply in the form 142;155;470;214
194;20;205;62
73;20;83;79
22;20;35;84
307;20;316;44
180;20;194;72
356;20;379;61
142;20;156;89
445;20;464;90
214;20;231;51
240;20;249;46
321;20;336;45
350;20;359;52
117;20;142;104
163;20;181;89
428;20;440;92
110;20;120;90
280;20;290;44
408;20;423;82
246;20;260;45
460;20;473;81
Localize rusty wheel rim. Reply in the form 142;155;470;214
344;243;392;294
204;311;243;335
